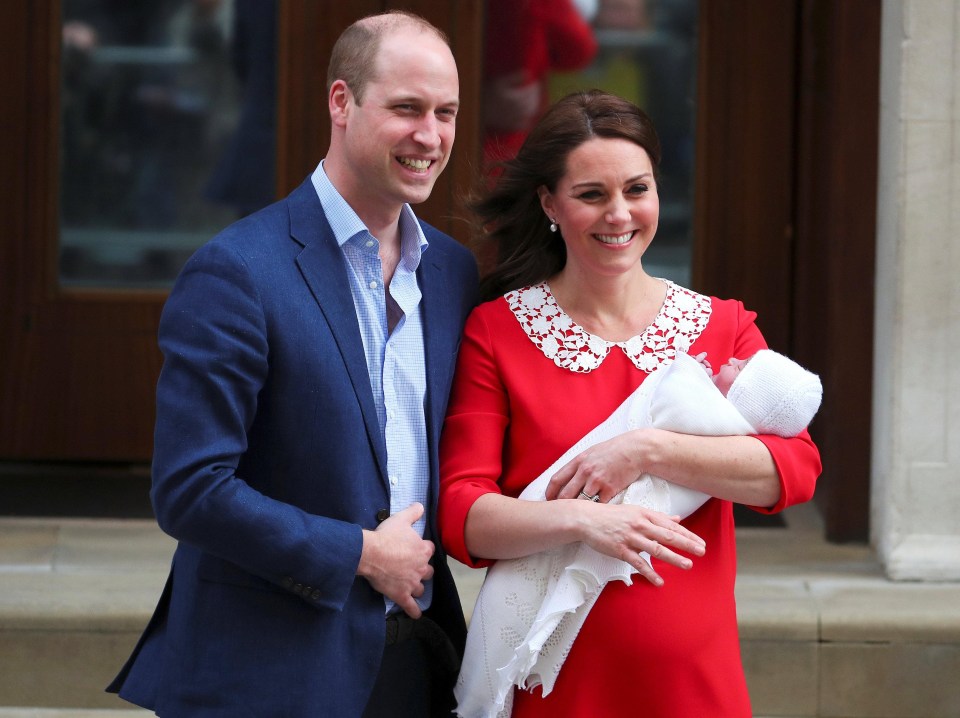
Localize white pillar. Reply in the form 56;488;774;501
873;0;960;581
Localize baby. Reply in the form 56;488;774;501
455;349;823;718
708;349;817;432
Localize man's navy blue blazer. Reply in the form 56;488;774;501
108;177;479;716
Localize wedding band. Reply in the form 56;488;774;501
578;490;601;502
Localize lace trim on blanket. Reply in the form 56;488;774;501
505;281;712;373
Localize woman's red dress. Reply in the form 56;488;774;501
439;282;820;717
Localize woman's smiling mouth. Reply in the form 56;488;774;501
594;231;635;245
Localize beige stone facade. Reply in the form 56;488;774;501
874;0;960;581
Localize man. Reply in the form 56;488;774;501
108;11;478;717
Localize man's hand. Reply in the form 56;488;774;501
357;503;435;618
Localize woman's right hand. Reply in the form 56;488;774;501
577;502;706;586
462;493;706;586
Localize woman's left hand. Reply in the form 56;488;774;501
546;429;651;502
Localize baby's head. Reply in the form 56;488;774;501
721;349;822;436
713;357;749;396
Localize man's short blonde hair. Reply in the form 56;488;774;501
327;11;450;104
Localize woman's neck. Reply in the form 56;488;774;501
548;267;666;342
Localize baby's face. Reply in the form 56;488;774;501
715;357;749;396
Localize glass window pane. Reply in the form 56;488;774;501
59;0;277;288
481;0;698;287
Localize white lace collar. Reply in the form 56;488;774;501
505;281;712;374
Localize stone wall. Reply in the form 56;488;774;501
873;0;960;581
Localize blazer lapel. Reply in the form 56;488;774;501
286;180;389;487
420;252;453;453
418;238;460;541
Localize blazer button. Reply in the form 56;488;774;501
294;583;303;595
376;509;390;523
281;577;294;589
310;590;321;601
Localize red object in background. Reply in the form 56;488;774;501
482;0;598;167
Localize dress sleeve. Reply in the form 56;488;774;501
752;430;821;513
721;300;822;514
438;307;510;568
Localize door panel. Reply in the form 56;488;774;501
793;0;879;542
693;0;799;353
2;0;265;459
0;1;162;460
3;297;163;459
694;0;879;541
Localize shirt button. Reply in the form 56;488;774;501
365;240;375;248
390;475;399;486
387;409;395;421
368;280;378;290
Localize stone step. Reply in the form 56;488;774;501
0;518;171;711
2;512;959;717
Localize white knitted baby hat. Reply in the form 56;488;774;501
725;349;823;437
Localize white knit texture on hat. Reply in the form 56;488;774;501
725;349;822;437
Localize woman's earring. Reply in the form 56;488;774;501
549;219;558;233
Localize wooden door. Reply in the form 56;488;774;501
793;0;879;542
0;0;159;460
695;0;879;541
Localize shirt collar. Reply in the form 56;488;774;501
310;161;429;266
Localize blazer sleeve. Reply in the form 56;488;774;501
151;238;361;611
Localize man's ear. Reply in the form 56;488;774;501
329;79;351;128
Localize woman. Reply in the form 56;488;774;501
438;90;821;717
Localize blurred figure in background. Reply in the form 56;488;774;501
482;0;598;169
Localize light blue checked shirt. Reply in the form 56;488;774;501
311;162;432;612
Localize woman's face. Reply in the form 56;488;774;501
538;136;659;281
